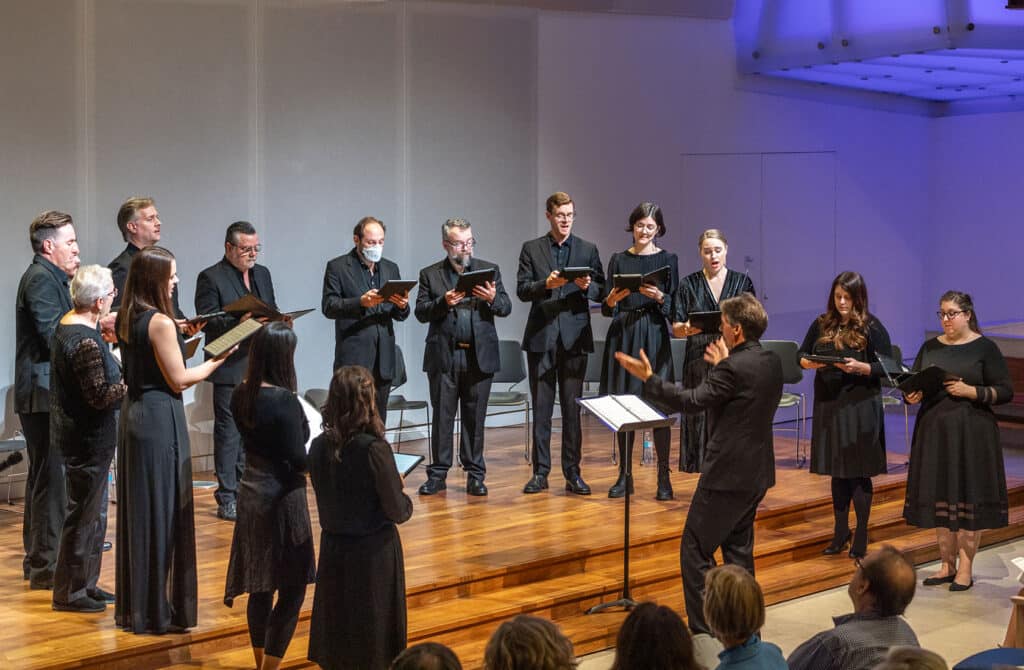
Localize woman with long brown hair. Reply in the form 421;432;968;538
799;271;892;558
904;291;1013;591
115;246;231;634
307;365;413;670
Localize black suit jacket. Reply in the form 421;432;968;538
643;340;784;492
414;258;512;375
109;243;184;317
15;255;74;414
516;233;604;354
194;258;277;385
322;248;410;378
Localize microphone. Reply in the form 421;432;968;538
0;450;24;474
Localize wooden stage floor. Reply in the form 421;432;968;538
3;413;1023;669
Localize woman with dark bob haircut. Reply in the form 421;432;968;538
799;271;892;559
223;321;315;670
904;291;1013;591
115;246;232;634
610;602;700;670
484;615;577;670
307;365;413;670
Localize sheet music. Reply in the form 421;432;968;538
611;394;665;422
297;394;324;453
579;396;640;431
204;318;263;357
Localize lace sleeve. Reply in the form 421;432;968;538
70;338;127;410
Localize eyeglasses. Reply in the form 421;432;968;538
232;243;262;255
444;238;476;251
937;310;964;321
107;287;118;298
552;212;575;221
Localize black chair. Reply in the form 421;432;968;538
0;436;27;505
485;340;531;463
386;345;431;453
760;340;806;467
880;344;911;452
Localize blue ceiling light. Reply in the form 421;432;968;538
734;0;1024;114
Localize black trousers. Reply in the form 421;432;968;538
373;378;390;428
527;348;587;479
426;363;493;482
19;411;66;585
680;484;766;635
53;444;114;604
212;383;245;507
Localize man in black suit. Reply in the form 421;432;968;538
322;216;410;424
415;218;512;497
517;191;605;496
616;292;783;635
16;210;79;589
108;195;184;317
195;221;277;521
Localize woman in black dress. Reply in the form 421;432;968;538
799;271;891;558
673;229;755;472
115;246;231;634
50;265;125;613
904;291;1013;591
308;365;413;670
600;202;679;500
224;322;315;670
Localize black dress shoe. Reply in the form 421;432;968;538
29;577;54;591
822;531;852;556
102;541;112;552
656;469;674;501
466;479;488;496
418;477;447;495
88;587;116;603
53;596;106;613
922;574;956;586
565;475;592;496
607;474;633;499
949;579;974;592
523;474;549;494
217;501;237;521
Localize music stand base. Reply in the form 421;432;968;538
587;597;639;614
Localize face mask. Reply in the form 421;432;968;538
361;245;383;263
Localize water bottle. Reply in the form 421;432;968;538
641;431;653;465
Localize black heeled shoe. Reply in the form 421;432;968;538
949;579;974;592
922;574;956;586
822;531;851;556
655;468;674;501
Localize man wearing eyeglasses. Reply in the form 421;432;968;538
322;216;411;426
414;218;511;497
517;192;605;496
195;220;278;521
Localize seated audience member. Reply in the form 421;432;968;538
1003;586;1024;648
390;642;463;670
484;615;577;670
873;646;947;670
703;565;787;669
788;544;920;670
610;602;701;670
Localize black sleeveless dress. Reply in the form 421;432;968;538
114;309;197;634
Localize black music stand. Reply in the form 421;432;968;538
577;395;675;613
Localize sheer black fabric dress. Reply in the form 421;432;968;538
224;386;316;656
308;432;413;670
675;269;755;472
50;323;125;606
599;250;679;483
114;309;197;634
903;336;1013;531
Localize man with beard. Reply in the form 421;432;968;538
414;218;511;496
194;221;277;521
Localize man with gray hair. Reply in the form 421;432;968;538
15;210;80;589
414;218;511;496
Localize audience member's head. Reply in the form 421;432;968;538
872;646;947;670
850;544;916;617
703;564;766;648
610;602;699;670
483;615;576;670
390;642;463;670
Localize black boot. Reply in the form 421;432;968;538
824;478;853;555
656;465;673;501
849;525;868;559
608;469;633;498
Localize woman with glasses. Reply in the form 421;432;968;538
672;229;755;473
799;271;892;559
904;291;1013;591
600;202;679;499
50;266;125;613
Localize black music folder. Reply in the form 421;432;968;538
688;310;722;334
557;266;592;281
896;365;959;397
455;268;496;293
379;279;417;299
612;265;671;291
802;353;849;365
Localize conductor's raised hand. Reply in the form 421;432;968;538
471;281;496;304
545;270;568;290
445;289;467;306
703;338;729;366
360;288;385;308
615;348;653;382
388;291;409;310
